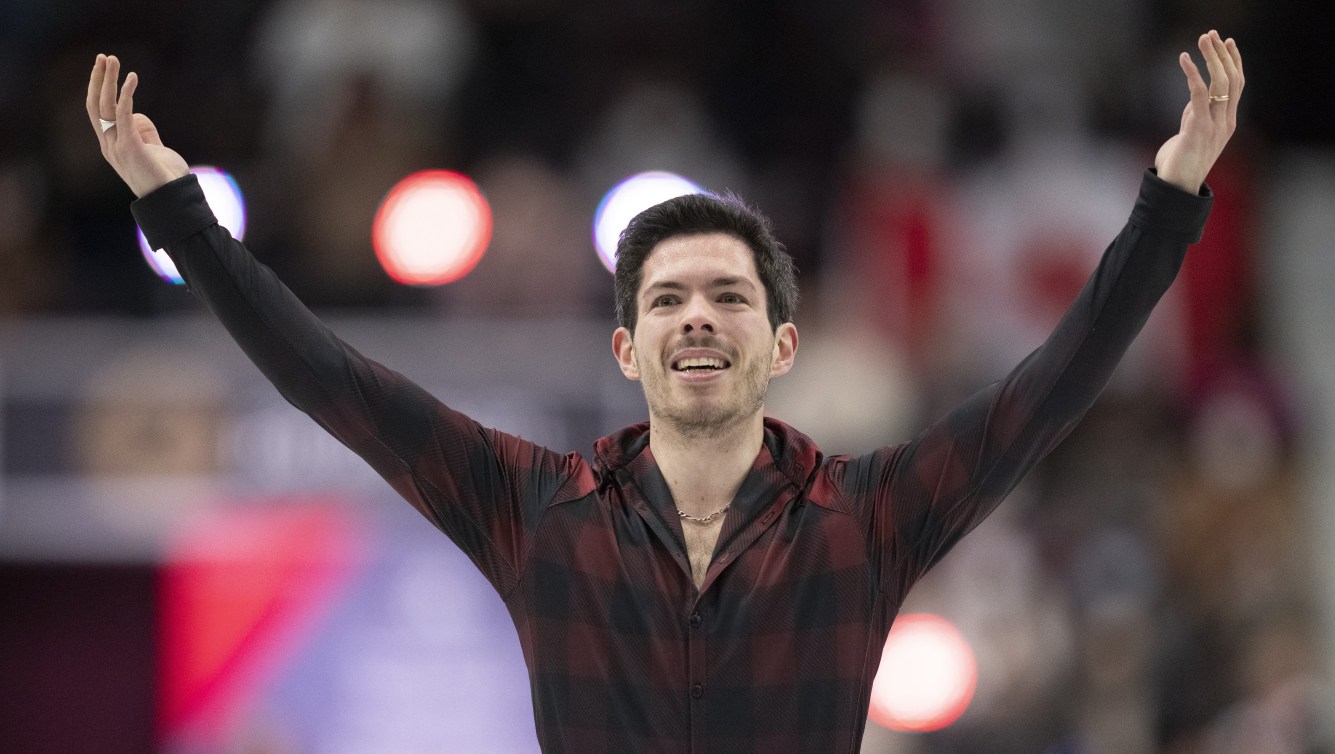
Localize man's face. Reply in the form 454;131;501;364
613;233;798;438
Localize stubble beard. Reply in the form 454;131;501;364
645;352;771;441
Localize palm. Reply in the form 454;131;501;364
124;114;190;196
1154;117;1208;192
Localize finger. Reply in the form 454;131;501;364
1222;37;1244;125
1209;31;1239;126
133;113;164;147
1211;31;1237;86
86;54;106;131
1179;51;1208;114
116;71;138;139
99;55;120;122
1223;37;1243;125
1199;32;1229;101
1226;37;1244;84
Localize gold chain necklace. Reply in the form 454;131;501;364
677;504;731;524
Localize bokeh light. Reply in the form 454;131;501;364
593;171;704;272
868;613;977;732
373;170;492;286
137;166;247;285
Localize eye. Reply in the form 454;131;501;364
652;295;679;308
718;292;746;305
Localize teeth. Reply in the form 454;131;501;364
675;357;726;371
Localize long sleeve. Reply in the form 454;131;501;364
132;175;577;597
828;169;1213;601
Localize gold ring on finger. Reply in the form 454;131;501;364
1208;94;1230;103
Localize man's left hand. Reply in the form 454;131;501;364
1155;30;1244;194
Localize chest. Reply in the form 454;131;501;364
517;497;881;652
682;519;726;589
514;494;883;753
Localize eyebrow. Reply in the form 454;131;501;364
642;277;759;296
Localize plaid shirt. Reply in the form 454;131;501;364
134;170;1210;753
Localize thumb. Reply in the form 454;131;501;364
132;113;164;146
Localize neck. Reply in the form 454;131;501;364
650;412;764;518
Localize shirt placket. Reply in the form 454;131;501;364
687;489;794;753
687;594;708;753
622;441;798;751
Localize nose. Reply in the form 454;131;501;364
679;296;715;335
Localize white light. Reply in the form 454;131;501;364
138;166;247;285
868;613;977;732
593;171;704;272
373;171;491;286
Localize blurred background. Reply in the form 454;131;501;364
3;0;1335;752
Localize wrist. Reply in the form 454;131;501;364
130;167;188;199
1154;168;1204;195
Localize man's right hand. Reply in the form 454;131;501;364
86;54;190;198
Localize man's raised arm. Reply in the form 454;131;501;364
85;54;577;597
833;31;1243;598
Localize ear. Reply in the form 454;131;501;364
613;326;641;381
769;322;798;378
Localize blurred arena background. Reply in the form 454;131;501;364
2;0;1334;751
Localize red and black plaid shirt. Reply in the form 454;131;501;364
134;170;1210;753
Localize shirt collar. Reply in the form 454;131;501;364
592;418;822;592
592;417;823;499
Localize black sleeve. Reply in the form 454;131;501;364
828;169;1212;599
132;175;581;596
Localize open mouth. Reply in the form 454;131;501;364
671;356;730;372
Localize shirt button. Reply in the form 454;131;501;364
689;612;702;628
691;683;704;699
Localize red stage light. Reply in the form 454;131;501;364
373;170;492;286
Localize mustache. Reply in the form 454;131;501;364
667;335;736;361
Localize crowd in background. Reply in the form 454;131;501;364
3;0;1334;751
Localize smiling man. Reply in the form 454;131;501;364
611;212;800;588
88;30;1243;753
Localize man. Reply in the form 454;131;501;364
87;30;1242;753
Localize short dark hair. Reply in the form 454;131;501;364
613;192;799;333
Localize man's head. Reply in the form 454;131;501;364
613;193;799;336
611;193;800;438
